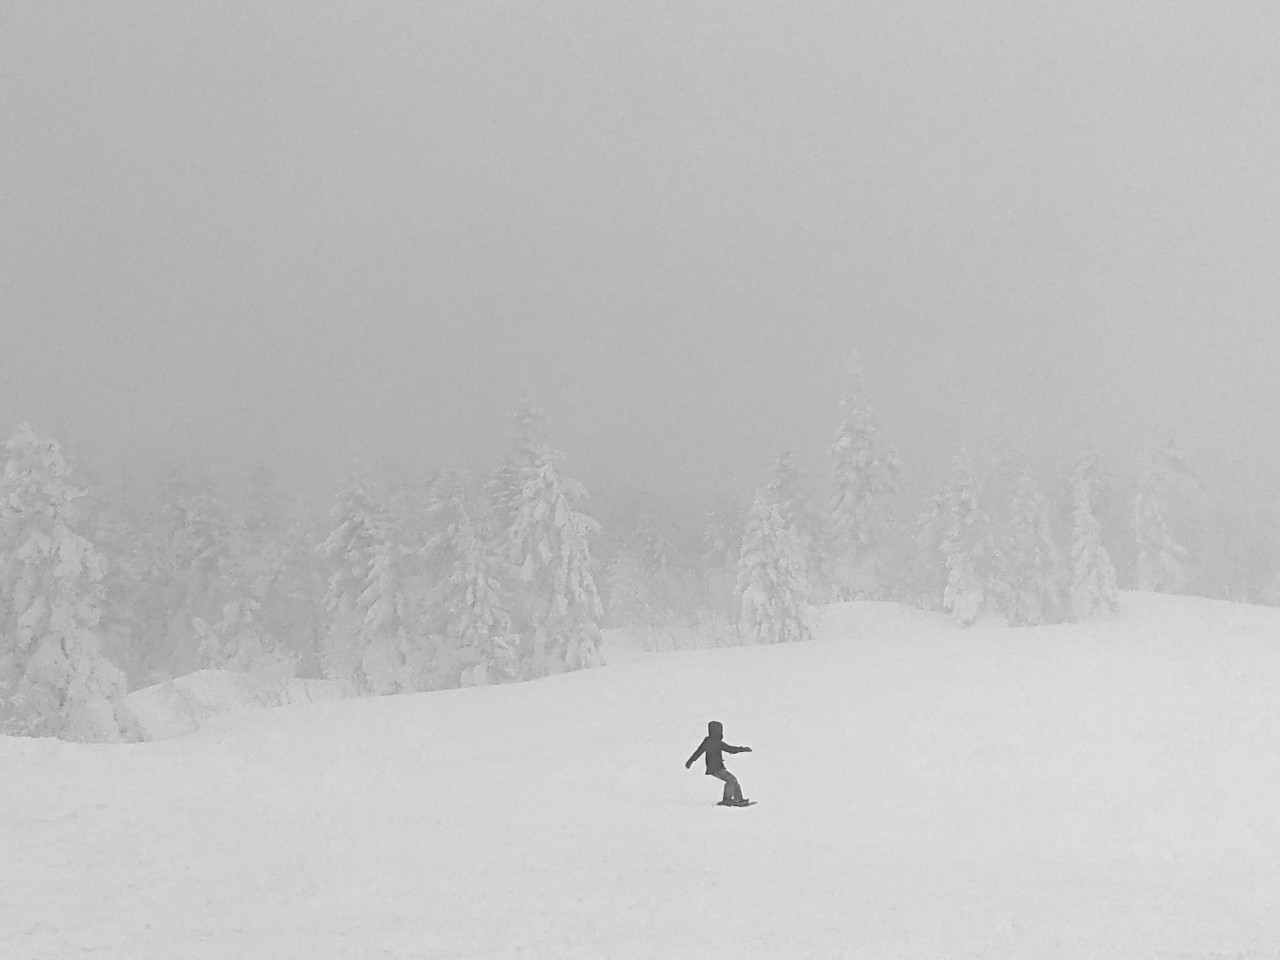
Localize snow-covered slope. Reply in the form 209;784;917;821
6;593;1280;959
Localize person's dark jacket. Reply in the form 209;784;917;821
685;720;751;774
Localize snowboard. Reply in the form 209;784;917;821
716;799;757;807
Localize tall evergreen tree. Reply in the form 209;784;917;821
354;502;427;694
497;406;603;676
423;472;516;686
827;352;902;600
1069;450;1120;620
319;478;392;690
736;491;811;645
766;450;824;593
486;402;548;531
993;469;1066;625
0;425;134;740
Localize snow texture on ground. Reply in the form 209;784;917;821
6;592;1280;959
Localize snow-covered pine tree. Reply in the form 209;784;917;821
0;425;134;740
1069;450;1120;620
938;454;991;625
994;469;1066;625
736;491;811;645
319;477;391;690
1131;440;1196;593
498;407;604;676
423;471;516;686
486;402;548;532
352;493;427;695
827;352;903;601
765;450;825;596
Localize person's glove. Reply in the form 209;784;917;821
684;761;692;769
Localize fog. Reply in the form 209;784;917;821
4;2;1279;509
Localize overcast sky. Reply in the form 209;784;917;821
3;2;1279;510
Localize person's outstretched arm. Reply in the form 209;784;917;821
685;738;708;769
722;742;752;754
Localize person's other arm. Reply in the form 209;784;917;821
685;738;709;768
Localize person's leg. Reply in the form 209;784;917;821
709;768;733;802
723;769;743;802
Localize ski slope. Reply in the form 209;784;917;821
6;593;1280;959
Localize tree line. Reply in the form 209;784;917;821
2;359;1278;741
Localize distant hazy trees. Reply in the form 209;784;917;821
692;497;747;647
190;510;296;680
912;452;1123;626
16;365;1280;744
605;516;689;650
912;489;950;612
1069;450;1120;620
312;406;607;690
826;353;902;601
1131;441;1195;593
938;454;991;625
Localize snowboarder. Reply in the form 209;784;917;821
685;720;752;805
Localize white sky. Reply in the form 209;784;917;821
3;2;1279;507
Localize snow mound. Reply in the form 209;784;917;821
124;670;350;741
